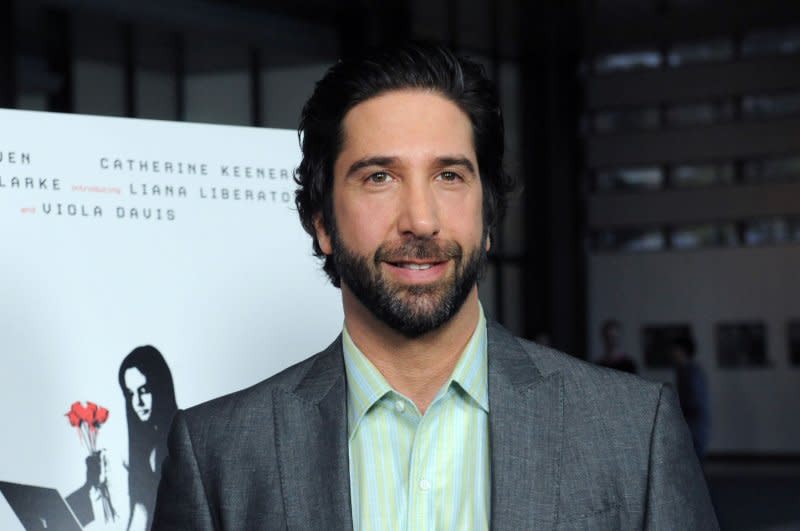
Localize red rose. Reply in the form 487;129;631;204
95;407;109;425
74;402;90;423
66;401;110;430
69;402;87;424
66;410;81;427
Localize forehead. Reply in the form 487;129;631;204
337;89;476;164
124;367;147;389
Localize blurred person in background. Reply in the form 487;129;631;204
671;336;711;461
598;319;638;374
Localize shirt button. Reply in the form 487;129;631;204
419;479;431;491
395;400;405;412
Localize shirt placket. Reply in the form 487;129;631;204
405;387;451;531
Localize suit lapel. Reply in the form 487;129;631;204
488;322;564;530
273;336;353;531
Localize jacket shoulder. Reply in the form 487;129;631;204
516;336;663;402
508;335;667;450
177;342;335;433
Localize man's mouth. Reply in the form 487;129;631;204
390;261;442;270
383;260;450;283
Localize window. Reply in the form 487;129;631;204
594;228;665;252
716;322;768;368
594;49;661;74
667;102;714;126
593;107;660;133
666;100;734;127
743;155;800;184
670;223;737;249
742;92;800;119
742;27;800;58
671;163;734;187
595;166;663;192
667;39;733;67
743;218;790;245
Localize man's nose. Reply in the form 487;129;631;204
397;178;440;238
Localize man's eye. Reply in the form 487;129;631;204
367;172;391;184
438;171;461;182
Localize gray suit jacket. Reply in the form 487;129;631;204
152;321;718;530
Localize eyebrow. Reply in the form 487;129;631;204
345;155;477;177
346;156;398;177
437;156;476;175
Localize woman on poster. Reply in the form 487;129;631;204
118;345;178;531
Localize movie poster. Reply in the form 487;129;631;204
0;109;343;530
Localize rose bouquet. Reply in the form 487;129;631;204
66;401;117;522
66;401;109;452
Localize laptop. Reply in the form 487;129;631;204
0;481;82;531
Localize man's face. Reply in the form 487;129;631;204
316;89;488;337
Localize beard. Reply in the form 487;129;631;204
330;226;487;338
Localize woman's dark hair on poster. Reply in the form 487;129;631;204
118;345;177;529
118;345;177;431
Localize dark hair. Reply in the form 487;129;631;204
294;42;516;286
673;336;697;359
602;319;621;336
118;345;177;529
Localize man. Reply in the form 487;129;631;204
598;319;638;374
671;336;711;461
152;43;718;530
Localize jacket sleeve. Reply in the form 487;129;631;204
151;410;217;531
644;384;719;530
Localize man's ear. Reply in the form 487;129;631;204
485;232;491;253
314;214;333;255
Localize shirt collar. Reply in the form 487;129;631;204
342;304;489;439
448;305;489;413
342;326;393;438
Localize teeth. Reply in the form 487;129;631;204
400;263;432;270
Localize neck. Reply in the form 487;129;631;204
342;286;481;414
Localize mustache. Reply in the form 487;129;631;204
375;238;463;263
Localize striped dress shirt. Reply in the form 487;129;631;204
343;308;490;531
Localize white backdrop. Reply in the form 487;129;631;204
0;109;343;529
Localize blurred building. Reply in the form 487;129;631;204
582;1;800;458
